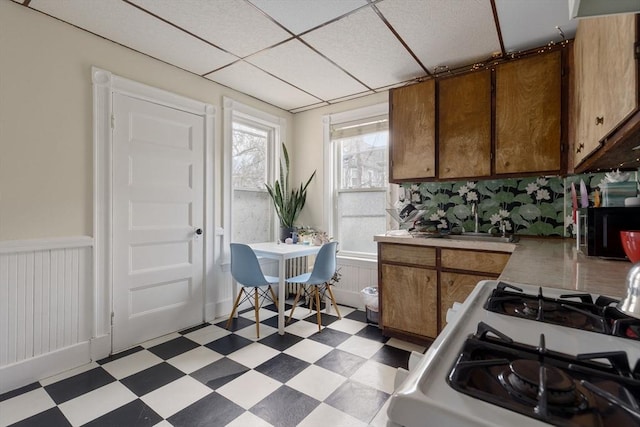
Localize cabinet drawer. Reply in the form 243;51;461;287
441;249;510;275
380;243;436;267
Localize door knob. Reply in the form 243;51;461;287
195;228;203;235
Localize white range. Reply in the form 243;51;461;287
387;280;640;427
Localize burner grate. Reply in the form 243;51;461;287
484;282;640;341
448;322;640;427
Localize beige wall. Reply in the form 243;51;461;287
292;92;389;231
0;1;291;241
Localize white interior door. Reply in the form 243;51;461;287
112;93;204;352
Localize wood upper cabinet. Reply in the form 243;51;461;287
389;79;436;181
495;50;563;174
572;14;637;167
389;47;567;181
438;70;492;179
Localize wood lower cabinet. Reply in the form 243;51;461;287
379;243;437;340
389;79;436;181
495;50;563;174
378;243;511;342
381;264;438;338
438;70;492;179
440;248;510;275
440;248;510;327
439;271;495;327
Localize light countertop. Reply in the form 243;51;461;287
374;235;634;298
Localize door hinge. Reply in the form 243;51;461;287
635;41;640;60
110;311;114;326
111;114;115;129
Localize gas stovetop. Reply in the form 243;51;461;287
387;280;640;427
448;322;640;427
485;282;640;341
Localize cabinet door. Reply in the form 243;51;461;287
573;14;637;166
389;80;436;181
438;70;492;179
381;264;438;338
440;272;494;327
495;51;562;174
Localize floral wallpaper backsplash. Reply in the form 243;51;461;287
398;170;639;238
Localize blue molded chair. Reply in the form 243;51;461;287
287;241;341;331
226;243;279;338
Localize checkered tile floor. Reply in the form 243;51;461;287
1;301;428;427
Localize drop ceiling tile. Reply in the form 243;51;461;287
205;61;321;111
246;39;368;101
375;0;501;71
29;0;235;75
494;0;578;53
301;6;425;89
129;0;291;58
249;0;368;34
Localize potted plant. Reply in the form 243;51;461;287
265;143;316;242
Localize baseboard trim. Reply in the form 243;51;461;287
0;342;91;394
333;288;364;310
90;334;111;361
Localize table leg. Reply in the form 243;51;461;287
278;257;286;335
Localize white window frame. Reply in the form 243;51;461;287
323;102;394;259
222;97;285;263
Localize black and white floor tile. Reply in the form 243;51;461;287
0;302;427;427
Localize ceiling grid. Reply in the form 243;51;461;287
23;0;578;112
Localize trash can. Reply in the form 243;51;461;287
361;286;379;324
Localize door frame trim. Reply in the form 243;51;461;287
92;66;215;355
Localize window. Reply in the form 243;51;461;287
224;97;283;246
325;103;396;257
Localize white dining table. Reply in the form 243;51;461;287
249;242;322;335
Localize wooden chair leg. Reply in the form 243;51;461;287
226;288;244;329
254;287;260;338
314;286;322;332
287;286;303;323
268;285;279;307
326;285;342;319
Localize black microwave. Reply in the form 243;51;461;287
577;207;640;259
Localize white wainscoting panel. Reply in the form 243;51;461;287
0;237;93;393
333;257;378;308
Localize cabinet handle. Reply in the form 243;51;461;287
595;116;604;125
576;143;584;153
447;280;454;286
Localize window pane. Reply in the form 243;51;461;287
232;122;267;190
337;191;387;253
338;130;388;190
232;189;271;243
232;120;272;243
